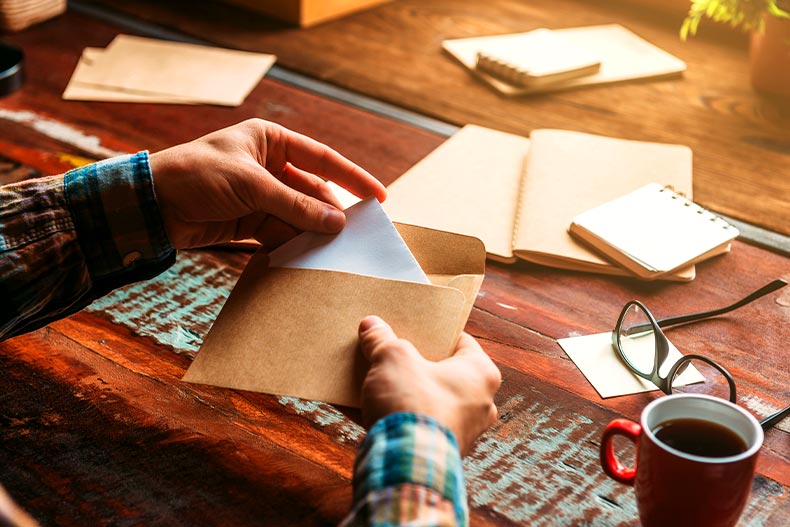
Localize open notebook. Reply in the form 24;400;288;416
382;125;710;282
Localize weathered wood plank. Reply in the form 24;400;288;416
50;244;790;490
2;313;787;526
76;0;790;237
0;322;356;526
0;10;444;185
0;7;788;526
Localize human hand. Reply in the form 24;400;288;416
358;315;501;455
149;119;387;250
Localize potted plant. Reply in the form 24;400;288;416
681;0;790;97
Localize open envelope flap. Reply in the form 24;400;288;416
395;222;486;320
395;223;486;275
183;252;469;408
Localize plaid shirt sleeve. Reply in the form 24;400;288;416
0;151;176;341
341;413;468;527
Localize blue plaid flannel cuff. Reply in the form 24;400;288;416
352;412;468;525
64;151;175;287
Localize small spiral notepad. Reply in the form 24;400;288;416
569;183;739;280
474;28;601;87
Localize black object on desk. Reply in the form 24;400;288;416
0;42;24;96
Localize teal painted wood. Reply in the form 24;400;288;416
85;249;369;447
86;251;245;356
277;396;365;445
81;249;790;526
465;372;789;526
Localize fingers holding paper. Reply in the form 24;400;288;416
263;121;387;203
358;315;501;455
150;118;386;250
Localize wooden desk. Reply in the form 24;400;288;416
76;0;790;242
1;9;788;527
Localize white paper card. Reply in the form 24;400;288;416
268;197;430;284
558;332;705;398
327;180;362;209
442;24;686;96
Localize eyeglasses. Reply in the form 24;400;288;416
612;278;790;430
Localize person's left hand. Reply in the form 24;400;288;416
149;119;387;250
357;315;501;455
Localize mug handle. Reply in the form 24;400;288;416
600;418;642;485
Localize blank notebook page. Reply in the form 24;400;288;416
571;183;739;273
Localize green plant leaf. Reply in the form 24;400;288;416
680;0;788;38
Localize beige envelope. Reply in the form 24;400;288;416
182;223;486;407
68;35;276;106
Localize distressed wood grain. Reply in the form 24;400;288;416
78;0;790;237
0;7;788;527
1;298;786;526
0;10;444;185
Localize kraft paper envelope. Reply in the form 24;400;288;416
68;34;276;106
182;223;486;407
64;48;197;104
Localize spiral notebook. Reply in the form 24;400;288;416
475;28;601;87
383;126;701;282
442;24;686;96
569;183;739;280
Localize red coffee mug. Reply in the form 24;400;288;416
600;394;763;527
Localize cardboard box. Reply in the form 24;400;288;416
0;0;65;32
221;0;390;27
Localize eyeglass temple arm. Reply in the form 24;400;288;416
655;279;787;329
760;404;790;431
760;406;790;430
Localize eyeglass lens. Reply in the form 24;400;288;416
617;278;789;428
618;303;656;376
619;304;737;400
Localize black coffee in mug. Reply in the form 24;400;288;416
602;395;764;527
653;418;748;457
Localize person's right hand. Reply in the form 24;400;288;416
357;316;501;455
150;119;387;251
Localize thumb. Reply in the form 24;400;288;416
451;333;486;358
358;315;398;362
